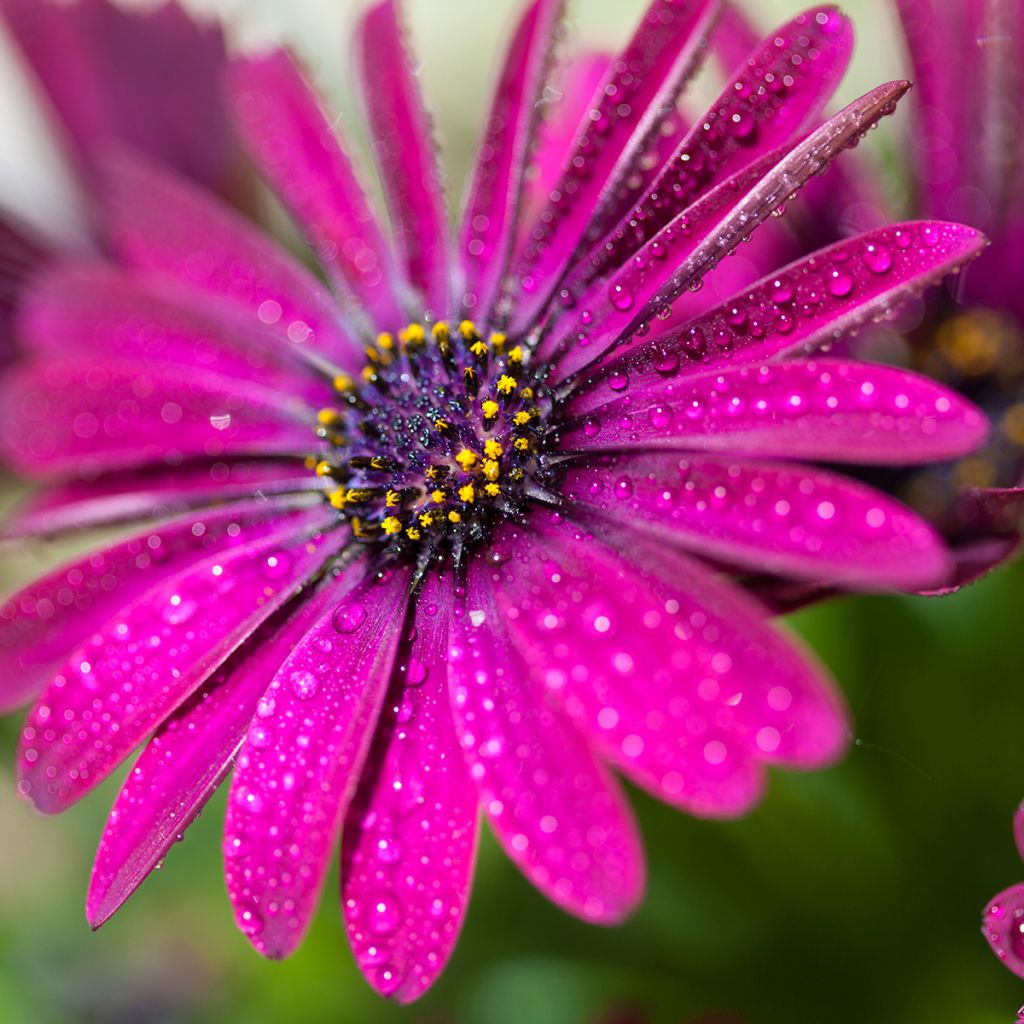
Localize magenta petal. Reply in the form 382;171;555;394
342;572;477;1002
101;151;358;365
86;564;364;929
3;460;316;538
508;0;718;333
17;264;333;403
227;51;406;332
494;515;848;816
0;358;318;478
223;565;411;958
356;1;450;319
564;6;853;296
0;499;316;712
449;556;645;923
982;882;1024;979
567;220;989;416
559;453;952;590
17;509;341;813
458;0;564;323
560;358;988;465
1;0;239;193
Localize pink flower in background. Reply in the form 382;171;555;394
983;804;1024;977
0;0;991;1004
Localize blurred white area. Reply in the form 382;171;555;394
0;0;907;240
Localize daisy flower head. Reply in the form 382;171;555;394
0;0;990;1002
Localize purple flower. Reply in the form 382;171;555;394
0;0;990;1003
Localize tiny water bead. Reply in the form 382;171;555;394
308;321;561;569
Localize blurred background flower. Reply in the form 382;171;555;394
0;2;1023;1023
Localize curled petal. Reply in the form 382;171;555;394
458;0;565;323
101;151;357;366
559;452;952;591
559;359;988;465
17;509;342;813
342;571;477;1003
223;565;411;959
86;563;365;929
449;556;645;923
227;50;406;332
568;220;989;416
356;1;450;319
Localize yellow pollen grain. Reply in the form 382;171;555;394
490;332;507;349
328;488;347;510
513;411;532;426
317;408;341;426
507;345;523;363
497;375;517;394
315;460;333;477
419;512;435;528
482;459;500;482
448;511;462;523
481;400;500;419
520;387;534;399
304;455;318;470
459;320;478;339
514;437;530;451
406;527;422;541
365;346;381;363
434;418;449;432
378;332;396;350
455;448;478;471
484;439;503;458
431;321;449;342
431;489;447;504
458;483;476;503
333;373;354;392
382;516;403;535
361;366;376;383
484;482;501;497
399;324;425;346
470;340;488;360
385;490;400;507
346;488;374;503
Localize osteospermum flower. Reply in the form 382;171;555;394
0;0;990;1002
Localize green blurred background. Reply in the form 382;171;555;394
2;1;1023;1022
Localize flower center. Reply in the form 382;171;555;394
311;321;556;566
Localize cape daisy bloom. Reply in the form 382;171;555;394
0;0;990;1002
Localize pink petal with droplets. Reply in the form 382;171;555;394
546;80;914;376
227;51;405;333
507;0;719;333
560;358;988;465
356;1;450;319
3;459;316;539
17;509;342;813
1;0;239;193
493;515;847;817
17;264;333;403
0;499;317;712
0;357;319;478
342;571;477;1003
982;881;1024;979
564;6;853;296
101;150;357;365
559;452;952;590
449;556;645;924
458;0;565;323
87;562;365;929
223;565;411;959
567;221;989;417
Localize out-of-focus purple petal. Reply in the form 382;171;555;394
507;0;719;333
17;509;342;813
0;499;317;712
713;1;761;74
227;51;406;333
982;881;1024;979
86;561;365;929
546;80;913;377
1;0;239;194
458;0;564;324
495;514;848;816
919;535;1022;596
564;7;853;297
0;358;319;478
560;358;988;464
559;452;953;590
17;264;334;402
223;565;411;959
342;572;477;1002
100;151;357;366
356;1;450;320
3;459;316;538
0;209;49;366
567;221;989;415
450;554;645;923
